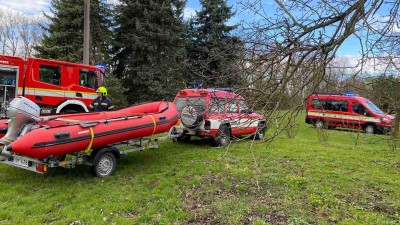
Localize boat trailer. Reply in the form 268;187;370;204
0;129;180;177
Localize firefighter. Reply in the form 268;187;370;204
90;86;114;112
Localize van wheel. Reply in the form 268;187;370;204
254;123;266;140
90;152;116;178
364;124;376;134
314;120;325;129
214;125;231;147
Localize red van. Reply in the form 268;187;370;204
306;93;393;134
171;88;266;146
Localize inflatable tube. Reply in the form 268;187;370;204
7;101;178;159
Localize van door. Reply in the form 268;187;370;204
351;102;372;129
226;98;241;136
321;99;350;128
333;100;351;128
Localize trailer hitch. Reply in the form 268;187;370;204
0;145;12;158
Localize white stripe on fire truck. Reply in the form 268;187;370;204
307;111;380;123
17;87;97;99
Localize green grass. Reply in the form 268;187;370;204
0;115;399;224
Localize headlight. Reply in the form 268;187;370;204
380;117;389;123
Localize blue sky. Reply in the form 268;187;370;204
185;0;363;56
0;0;369;57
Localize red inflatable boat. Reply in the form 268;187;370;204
3;101;178;159
0;97;180;177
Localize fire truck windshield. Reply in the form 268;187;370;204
366;100;383;114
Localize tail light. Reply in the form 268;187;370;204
204;120;211;130
36;164;47;173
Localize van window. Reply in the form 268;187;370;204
175;97;206;112
311;99;348;112
311;99;324;109
209;98;225;113
239;100;250;113
227;99;238;113
80;70;98;90
366;100;383;114
39;65;61;86
353;103;371;116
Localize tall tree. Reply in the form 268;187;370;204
113;0;186;103
34;0;112;64
0;9;44;58
187;0;242;88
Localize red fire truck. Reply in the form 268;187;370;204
0;55;104;115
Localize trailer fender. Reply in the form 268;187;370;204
89;147;121;164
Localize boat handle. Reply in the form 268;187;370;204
54;132;70;140
159;102;169;113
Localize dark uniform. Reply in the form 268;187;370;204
90;97;114;112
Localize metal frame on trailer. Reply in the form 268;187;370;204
0;128;180;176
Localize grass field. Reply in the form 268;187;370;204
0;115;399;224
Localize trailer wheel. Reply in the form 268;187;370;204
364;124;376;134
91;152;116;178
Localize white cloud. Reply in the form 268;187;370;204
0;5;21;15
333;55;400;75
0;0;50;16
183;7;196;20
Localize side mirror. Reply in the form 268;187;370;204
247;109;254;114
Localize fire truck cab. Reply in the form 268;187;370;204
306;93;393;134
0;55;104;115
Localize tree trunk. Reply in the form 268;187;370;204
392;110;400;150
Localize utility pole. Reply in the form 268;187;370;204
83;0;90;65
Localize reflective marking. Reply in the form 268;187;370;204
18;87;97;99
307;111;380;123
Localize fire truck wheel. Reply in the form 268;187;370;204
314;120;325;129
214;125;231;147
91;152;116;178
364;124;376;134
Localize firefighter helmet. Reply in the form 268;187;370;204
96;86;107;96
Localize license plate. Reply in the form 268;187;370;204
12;157;30;168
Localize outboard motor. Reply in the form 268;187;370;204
0;97;40;145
